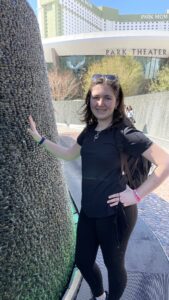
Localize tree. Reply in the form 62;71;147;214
0;1;75;299
83;56;145;97
149;64;169;93
48;69;81;100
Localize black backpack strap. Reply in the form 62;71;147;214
121;153;132;185
114;126;137;188
114;126;125;174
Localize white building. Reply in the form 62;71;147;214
38;0;169;38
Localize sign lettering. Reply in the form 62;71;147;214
141;14;168;20
105;48;167;57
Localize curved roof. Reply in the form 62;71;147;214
42;31;169;62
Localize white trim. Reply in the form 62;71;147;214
62;268;82;300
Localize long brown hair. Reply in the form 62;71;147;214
81;76;126;127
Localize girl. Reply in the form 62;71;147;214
28;74;169;300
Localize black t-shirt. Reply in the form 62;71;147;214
77;123;153;218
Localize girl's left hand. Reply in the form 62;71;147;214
107;185;137;207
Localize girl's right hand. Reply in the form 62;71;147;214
28;115;41;143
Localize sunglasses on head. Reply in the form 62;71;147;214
92;74;118;82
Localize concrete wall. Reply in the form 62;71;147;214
125;92;169;150
126;92;169;138
53;99;84;125
53;91;169;149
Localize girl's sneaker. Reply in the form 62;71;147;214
90;291;109;300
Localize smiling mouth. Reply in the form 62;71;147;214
96;109;107;112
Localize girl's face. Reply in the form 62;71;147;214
90;84;117;123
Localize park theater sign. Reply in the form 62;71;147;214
106;48;167;57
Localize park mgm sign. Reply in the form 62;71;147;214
106;48;168;57
140;14;169;20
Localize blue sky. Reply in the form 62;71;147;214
27;0;169;15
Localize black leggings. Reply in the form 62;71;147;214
75;205;138;300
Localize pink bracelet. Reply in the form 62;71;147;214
133;189;142;203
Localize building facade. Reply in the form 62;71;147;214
38;0;169;38
42;31;169;81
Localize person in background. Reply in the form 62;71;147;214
28;74;169;300
126;105;136;124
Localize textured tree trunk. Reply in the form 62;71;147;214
0;1;75;299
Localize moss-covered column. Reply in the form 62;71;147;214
0;1;75;299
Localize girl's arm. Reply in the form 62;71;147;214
107;143;169;207
28;115;81;161
136;143;169;198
